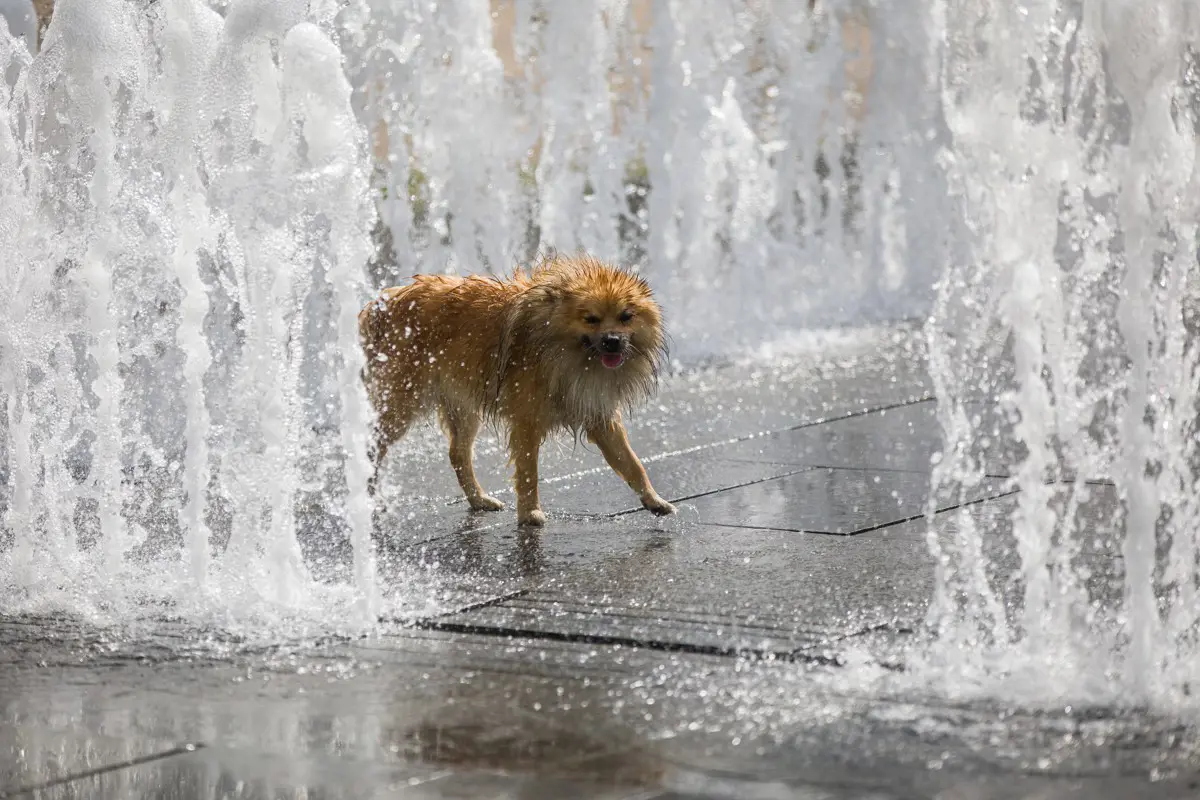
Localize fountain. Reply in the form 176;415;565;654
925;0;1200;711
0;0;946;630
0;0;380;630
0;0;1197;719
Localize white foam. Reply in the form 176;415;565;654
924;0;1200;711
3;2;1197;716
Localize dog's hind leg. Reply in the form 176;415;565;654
440;403;505;512
367;423;397;499
366;389;420;498
367;430;390;499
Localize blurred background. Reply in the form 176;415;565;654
4;0;951;358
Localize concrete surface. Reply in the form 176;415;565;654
3;328;1199;799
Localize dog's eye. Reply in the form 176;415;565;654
584;314;602;325
618;309;634;323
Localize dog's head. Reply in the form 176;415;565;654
499;256;667;428
526;256;666;376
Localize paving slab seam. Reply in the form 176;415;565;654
609;467;816;517
780;394;937;430
833;620;918;641
846;488;1021;536
372;517;510;554
497;601;816;631
378;463;813;548
380;588;533;628
631;394;938;468
722;458;1013;482
418;394;937;509
1044;476;1117;487
398;620;842;665
787;622;917;672
0;743;206;798
700;487;1022;537
328;635;644;679
495;595;840;635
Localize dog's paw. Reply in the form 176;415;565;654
469;495;506;512
517;509;547;527
642;494;677;516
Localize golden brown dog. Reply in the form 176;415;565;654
359;254;677;526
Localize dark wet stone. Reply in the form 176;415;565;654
364;332;934;515
716;399;944;472
541;457;812;516
1;336;1194;800
626;331;934;452
428;518;934;660
714;398;1027;479
5;619;1198;800
680;467;1011;534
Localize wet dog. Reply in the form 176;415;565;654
359;254;676;526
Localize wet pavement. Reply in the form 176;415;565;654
3;327;1200;799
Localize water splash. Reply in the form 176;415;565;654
925;0;1200;710
5;0;1200;710
1;0;1196;723
0;0;380;631
1;1;942;634
346;0;946;355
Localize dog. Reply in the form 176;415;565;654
359;254;677;527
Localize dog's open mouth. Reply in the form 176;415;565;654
600;352;625;369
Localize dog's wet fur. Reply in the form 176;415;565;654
359;254;676;526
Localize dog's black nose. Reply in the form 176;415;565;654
599;333;624;353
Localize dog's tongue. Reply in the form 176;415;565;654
600;353;625;369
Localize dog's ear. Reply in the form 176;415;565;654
530;285;561;305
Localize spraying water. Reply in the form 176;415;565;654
342;0;947;350
3;0;1196;717
0;0;943;632
925;0;1200;710
0;0;381;629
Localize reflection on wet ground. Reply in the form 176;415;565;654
3;333;1199;798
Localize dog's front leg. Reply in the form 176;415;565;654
510;421;546;526
587;420;677;517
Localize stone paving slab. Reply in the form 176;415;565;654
427;518;933;661
717;398;1027;479
718;399;945;472
371;329;934;510
2;330;1197;799
0;626;729;799
372;399;964;545
681;467;1011;534
0;536;1188;798
4;578;1197;800
629;328;933;451
541;457;812;517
